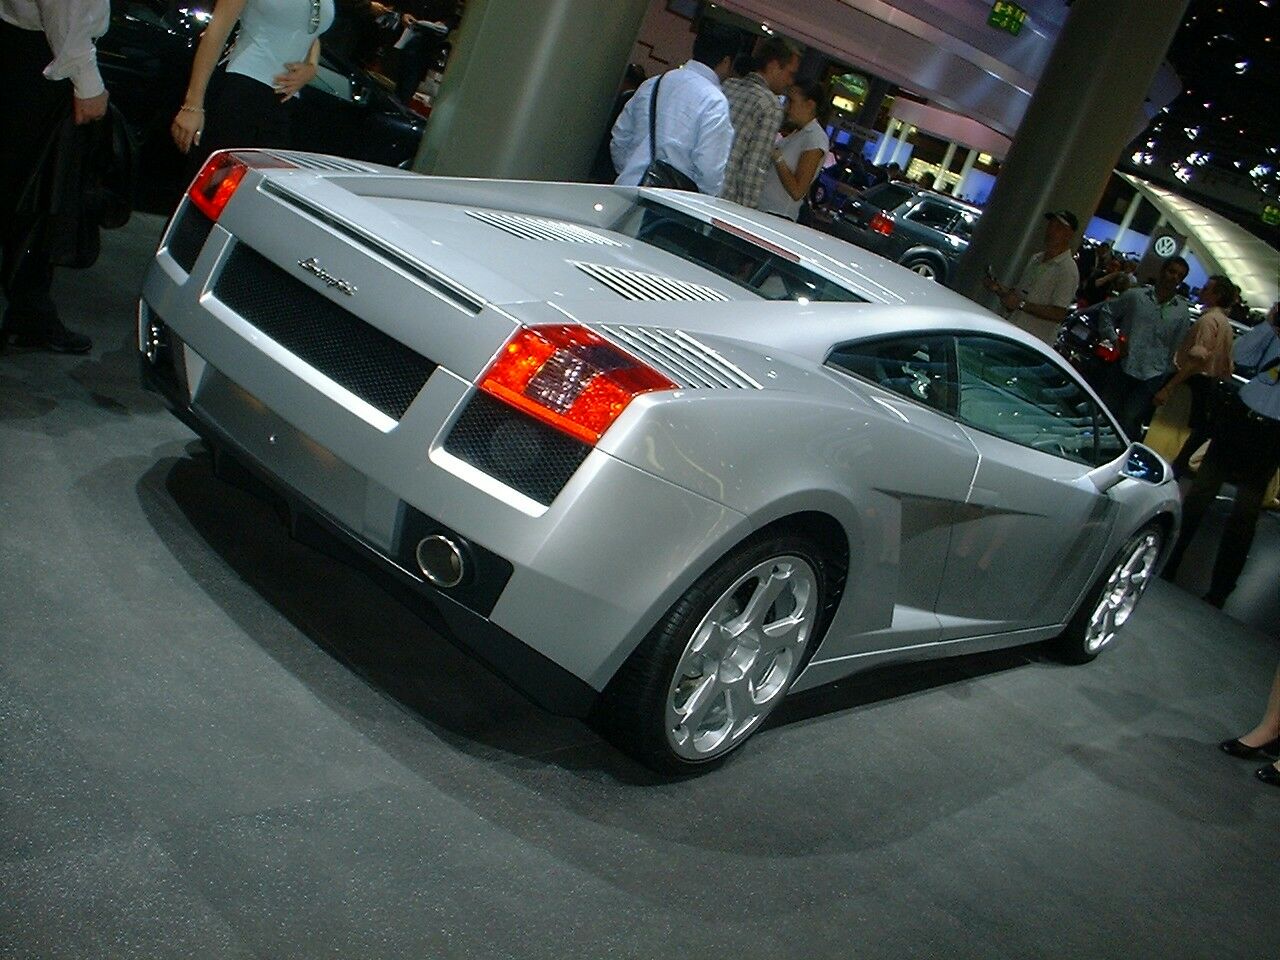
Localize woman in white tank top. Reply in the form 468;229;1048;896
171;0;335;159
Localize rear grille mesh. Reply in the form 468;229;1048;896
444;392;590;505
466;210;622;245
166;205;214;274
599;325;761;389
572;261;730;302
214;244;436;420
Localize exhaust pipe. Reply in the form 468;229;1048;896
415;534;466;588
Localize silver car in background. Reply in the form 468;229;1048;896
138;151;1180;773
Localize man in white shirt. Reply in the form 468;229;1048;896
611;23;737;197
0;0;109;354
984;210;1082;346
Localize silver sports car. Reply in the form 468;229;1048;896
139;150;1180;772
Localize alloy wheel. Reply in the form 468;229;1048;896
1084;531;1161;653
664;556;818;761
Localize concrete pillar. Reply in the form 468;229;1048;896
887;124;914;168
1113;190;1145;252
953;148;979;198
853;76;891;153
872;118;901;165
952;0;1191;301
413;0;651;180
933;141;958;191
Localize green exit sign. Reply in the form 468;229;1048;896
1263;203;1280;227
989;1;1028;36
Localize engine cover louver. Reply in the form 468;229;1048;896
598;325;761;389
466;210;622;245
572;262;731;302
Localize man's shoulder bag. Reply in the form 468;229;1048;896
639;74;700;193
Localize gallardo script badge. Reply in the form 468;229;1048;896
298;257;357;296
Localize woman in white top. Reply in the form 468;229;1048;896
759;81;829;220
171;0;335;161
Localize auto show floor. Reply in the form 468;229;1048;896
3;216;1279;960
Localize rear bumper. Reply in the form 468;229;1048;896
139;350;599;717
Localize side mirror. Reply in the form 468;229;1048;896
1087;443;1167;493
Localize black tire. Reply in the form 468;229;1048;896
591;535;828;774
900;253;946;282
1048;523;1163;664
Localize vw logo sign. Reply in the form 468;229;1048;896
1153;236;1178;257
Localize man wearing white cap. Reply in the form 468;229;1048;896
984;209;1082;346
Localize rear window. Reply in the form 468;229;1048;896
860;183;913;212
617;202;865;303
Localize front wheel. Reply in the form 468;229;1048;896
592;535;827;774
1049;524;1163;664
900;253;945;282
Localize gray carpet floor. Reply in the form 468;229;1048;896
2;214;1278;959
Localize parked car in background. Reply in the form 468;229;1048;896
807;150;877;214
828;182;981;283
100;0;425;204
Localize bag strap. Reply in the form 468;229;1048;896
648;74;662;165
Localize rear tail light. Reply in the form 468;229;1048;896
1094;333;1126;363
869;212;894;236
187;150;295;221
479;324;675;444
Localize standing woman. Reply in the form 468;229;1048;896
171;0;334;161
758;80;829;220
1156;274;1238;478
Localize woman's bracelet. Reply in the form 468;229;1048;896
178;104;204;114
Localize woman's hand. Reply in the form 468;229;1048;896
171;106;204;154
1153;387;1170;407
273;62;317;101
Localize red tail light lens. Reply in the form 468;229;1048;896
1094;333;1126;363
187;150;295;221
869;211;894;236
480;325;676;444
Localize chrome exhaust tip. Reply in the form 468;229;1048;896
415;534;466;588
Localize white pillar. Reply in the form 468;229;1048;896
932;141;958;190
872;118;900;165
952;148;979;197
1112;190;1144;251
936;140;957;189
888;124;915;168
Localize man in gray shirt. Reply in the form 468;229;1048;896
1096;256;1192;440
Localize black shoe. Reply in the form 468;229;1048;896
1255;763;1280;787
4;320;92;354
1220;736;1280;760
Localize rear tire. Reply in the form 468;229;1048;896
900;253;945;282
591;535;827;774
1049;524;1162;664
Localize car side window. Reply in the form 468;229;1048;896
952;211;978;242
954;336;1121;465
904;201;957;233
827;336;956;414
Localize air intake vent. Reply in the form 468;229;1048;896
599;325;762;389
572;262;730;302
273;152;375;173
466;210;622;245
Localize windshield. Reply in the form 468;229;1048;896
616;202;865;303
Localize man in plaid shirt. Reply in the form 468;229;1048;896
721;38;800;207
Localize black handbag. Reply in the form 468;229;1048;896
638;74;700;193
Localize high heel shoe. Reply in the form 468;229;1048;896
1219;736;1280;760
1255;764;1280;787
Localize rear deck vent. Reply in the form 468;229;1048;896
466;211;621;246
599;325;761;389
273;152;375;173
571;262;730;302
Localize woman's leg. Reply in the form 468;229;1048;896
1238;663;1280;747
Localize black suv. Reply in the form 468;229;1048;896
826;182;981;283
